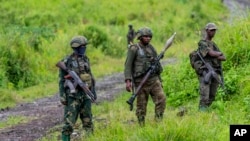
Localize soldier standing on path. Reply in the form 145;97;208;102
57;36;97;141
124;27;166;126
196;23;226;111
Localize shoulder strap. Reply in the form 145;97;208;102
148;44;158;56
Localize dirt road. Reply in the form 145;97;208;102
0;57;175;141
0;0;249;140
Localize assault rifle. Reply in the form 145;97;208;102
197;51;225;90
126;32;176;111
56;61;96;103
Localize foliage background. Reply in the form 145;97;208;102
0;0;250;140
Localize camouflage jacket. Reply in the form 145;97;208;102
198;39;222;68
58;54;95;100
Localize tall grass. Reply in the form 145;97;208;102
0;1;249;140
0;0;228;108
40;92;248;141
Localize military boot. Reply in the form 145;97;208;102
137;116;145;127
61;134;70;141
155;113;163;122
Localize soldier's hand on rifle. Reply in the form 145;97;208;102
125;79;132;92
64;74;71;79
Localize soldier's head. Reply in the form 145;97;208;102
136;27;152;45
70;36;88;56
128;24;133;28
205;23;217;39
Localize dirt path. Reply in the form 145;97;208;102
0;57;176;141
223;0;250;23
0;1;249;141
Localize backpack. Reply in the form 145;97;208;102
189;50;199;69
189;50;202;75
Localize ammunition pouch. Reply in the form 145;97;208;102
133;61;150;78
80;73;92;87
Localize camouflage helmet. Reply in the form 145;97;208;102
70;36;88;48
136;27;153;39
205;23;217;30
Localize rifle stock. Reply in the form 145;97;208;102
56;61;96;102
126;32;176;111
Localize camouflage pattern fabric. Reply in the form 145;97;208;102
124;42;166;125
197;39;222;109
62;91;93;135
198;74;220;108
58;54;94;136
135;78;166;119
198;40;222;68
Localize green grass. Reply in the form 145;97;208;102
40;92;249;141
0;0;250;140
0;116;31;129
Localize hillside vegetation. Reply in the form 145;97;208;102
0;0;250;140
0;0;230;108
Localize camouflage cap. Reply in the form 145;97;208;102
70;36;88;48
205;23;217;30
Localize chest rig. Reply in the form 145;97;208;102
132;43;159;78
64;55;92;92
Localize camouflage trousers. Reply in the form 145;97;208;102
62;92;93;136
135;79;166;123
198;73;220;108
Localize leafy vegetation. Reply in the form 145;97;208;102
0;0;228;108
0;0;250;140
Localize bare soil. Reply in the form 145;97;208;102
0;58;176;141
0;1;249;140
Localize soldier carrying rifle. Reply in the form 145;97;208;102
124;27;176;126
56;36;96;141
195;23;226;111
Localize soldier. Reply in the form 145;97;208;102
124;27;166;126
57;36;96;141
126;24;136;47
197;23;226;111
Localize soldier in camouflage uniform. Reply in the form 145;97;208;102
124;27;166;126
58;36;96;141
197;23;226;111
126;24;136;47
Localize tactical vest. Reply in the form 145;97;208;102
64;55;92;87
132;43;162;78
